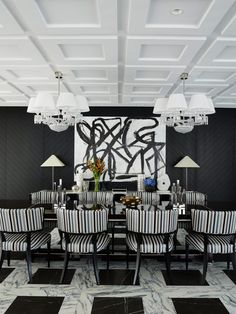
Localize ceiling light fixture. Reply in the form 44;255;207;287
171;8;183;15
27;71;90;132
153;73;215;134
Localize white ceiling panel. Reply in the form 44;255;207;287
198;38;236;67
214;97;236;108
123;84;172;96
0;36;46;65
0;0;236;107
189;66;236;84
124;66;185;83
126;36;205;65
8;0;117;34
128;0;234;35
0;66;55;83
39;36;117;65
173;83;228;97
0;1;23;34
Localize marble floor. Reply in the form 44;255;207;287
0;257;236;313
0;228;236;313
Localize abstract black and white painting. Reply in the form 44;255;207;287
74;117;166;181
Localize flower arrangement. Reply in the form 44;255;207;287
87;158;105;192
144;178;156;192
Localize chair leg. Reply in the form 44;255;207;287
47;241;51;268
232;251;236;271
7;251;10;267
227;254;230;270
185;242;189;270
26;249;32;283
202;252;208;285
92;251;100;285
60;251;69;284
0;250;5;271
112;224;115;254
165;251;171;274
133;249;141;285
106;245;110;270
126;244;129;269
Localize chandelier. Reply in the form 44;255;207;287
153;73;215;133
27;71;90;132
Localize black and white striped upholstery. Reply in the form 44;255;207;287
56;207;110;284
0;207;50;252
130;192;159;205
126;208;178;253
186;209;236;253
184;191;207;206
57;207;109;235
81;192;114;205
30;190;58;205
0;207;51;282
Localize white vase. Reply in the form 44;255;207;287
75;173;84;192
157;174;171;191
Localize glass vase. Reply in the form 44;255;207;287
94;176;100;192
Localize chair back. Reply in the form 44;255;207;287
126;208;178;234
185;191;207;206
0;207;44;233
56;207;109;234
191;208;236;235
30;190;58;204
82;192;113;205
130;191;159;205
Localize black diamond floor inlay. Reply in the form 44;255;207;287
172;298;229;314
162;270;209;285
0;268;14;283
223;270;236;284
30;268;75;284
99;269;139;285
5;296;64;314
91;297;144;314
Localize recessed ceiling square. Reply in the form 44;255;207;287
133;86;161;93
215;46;236;62
0;44;27;60
7;69;49;80
72;70;107;80
197;71;234;81
131;96;155;102
147;0;213;27
136;70;170;80
81;86;109;93
59;44;104;60
139;44;185;60
35;0;99;26
185;86;213;94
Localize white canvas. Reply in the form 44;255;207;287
74;117;166;181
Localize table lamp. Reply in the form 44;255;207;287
174;156;199;190
41;154;65;190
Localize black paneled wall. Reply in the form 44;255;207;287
0;108;74;200
0;107;236;202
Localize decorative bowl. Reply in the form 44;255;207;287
120;195;142;207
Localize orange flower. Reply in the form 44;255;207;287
87;158;105;176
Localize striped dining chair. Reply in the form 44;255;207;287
0;207;51;282
126;208;179;285
56;207;110;284
186;209;236;284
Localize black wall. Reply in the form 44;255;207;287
0;108;74;200
0;107;236;202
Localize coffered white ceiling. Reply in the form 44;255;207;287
0;0;236;108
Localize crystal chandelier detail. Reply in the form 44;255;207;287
27;71;90;132
153;73;215;133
